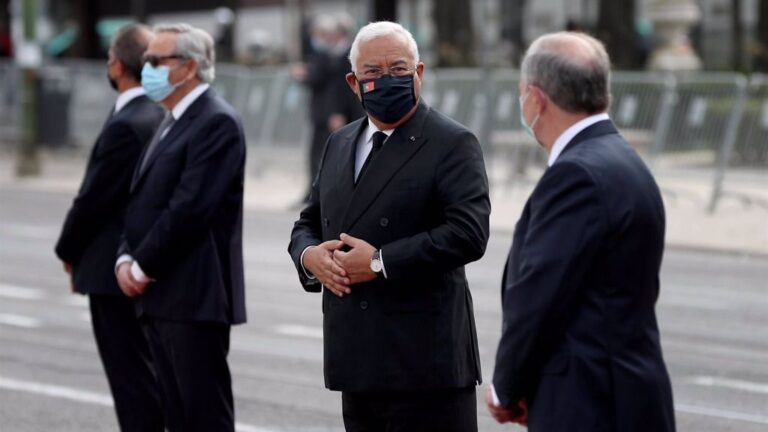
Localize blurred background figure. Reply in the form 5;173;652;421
326;13;364;134
214;7;235;63
292;13;363;205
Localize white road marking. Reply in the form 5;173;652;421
676;403;768;425
0;223;60;240
688;376;768;395
0;376;112;406
63;295;89;307
0;313;42;328
0;375;278;432
272;324;323;339
0;284;45;300
660;295;732;311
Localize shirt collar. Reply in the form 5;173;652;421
548;112;610;166
114;87;146;114
363;119;394;144
170;83;210;121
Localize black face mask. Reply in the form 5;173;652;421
358;74;417;124
107;71;117;91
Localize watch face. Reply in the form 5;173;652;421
370;259;382;273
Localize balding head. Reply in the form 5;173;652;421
521;32;611;114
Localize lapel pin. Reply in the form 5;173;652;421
409;136;416;142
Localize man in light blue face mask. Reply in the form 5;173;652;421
116;23;247;432
488;32;675;432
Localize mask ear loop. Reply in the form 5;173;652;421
358;78;367;111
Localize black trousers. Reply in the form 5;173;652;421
341;387;478;432
142;318;234;432
89;294;163;432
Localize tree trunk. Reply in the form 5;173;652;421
131;0;148;23
371;0;397;21
72;0;101;58
756;0;768;71
434;0;475;67
596;0;637;69
499;0;527;66
732;0;744;71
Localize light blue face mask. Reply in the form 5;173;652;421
141;63;186;102
519;89;540;140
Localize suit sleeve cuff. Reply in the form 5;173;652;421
300;246;318;280
490;384;501;407
130;261;151;283
115;254;133;276
379;248;388;279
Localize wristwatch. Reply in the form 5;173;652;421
370;250;383;274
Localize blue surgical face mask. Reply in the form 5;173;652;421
519;89;540;140
141;63;186;102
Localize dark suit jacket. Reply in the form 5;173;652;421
55;95;164;295
288;102;491;392
492;120;675;432
120;89;247;325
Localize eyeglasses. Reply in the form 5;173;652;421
143;54;187;68
358;65;415;81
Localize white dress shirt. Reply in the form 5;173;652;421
547;112;610;167
115;83;211;283
300;119;395;281
113;87;146;114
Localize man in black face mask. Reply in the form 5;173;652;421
55;24;165;432
288;21;490;432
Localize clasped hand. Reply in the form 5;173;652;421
303;233;378;298
116;262;149;298
485;386;528;426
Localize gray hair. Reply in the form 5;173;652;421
348;21;420;73
154;23;216;83
521;31;611;114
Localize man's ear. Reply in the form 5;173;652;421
346;72;361;99
531;85;548;113
184;59;199;81
112;60;125;79
415;62;425;78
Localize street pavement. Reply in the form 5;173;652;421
0;150;767;431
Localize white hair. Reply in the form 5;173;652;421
154;23;216;83
348;21;420;73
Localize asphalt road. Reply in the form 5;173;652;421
1;185;767;431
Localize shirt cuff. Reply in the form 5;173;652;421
130;261;151;283
115;254;133;275
379;248;388;279
300;246;318;280
491;384;501;407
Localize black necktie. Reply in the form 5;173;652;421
356;131;387;185
139;113;175;174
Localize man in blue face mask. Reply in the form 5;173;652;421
487;32;675;432
115;23;247;432
288;21;491;432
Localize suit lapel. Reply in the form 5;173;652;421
336;119;367;202
130;90;211;192
341;103;431;232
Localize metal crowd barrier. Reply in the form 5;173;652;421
0;59;765;212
